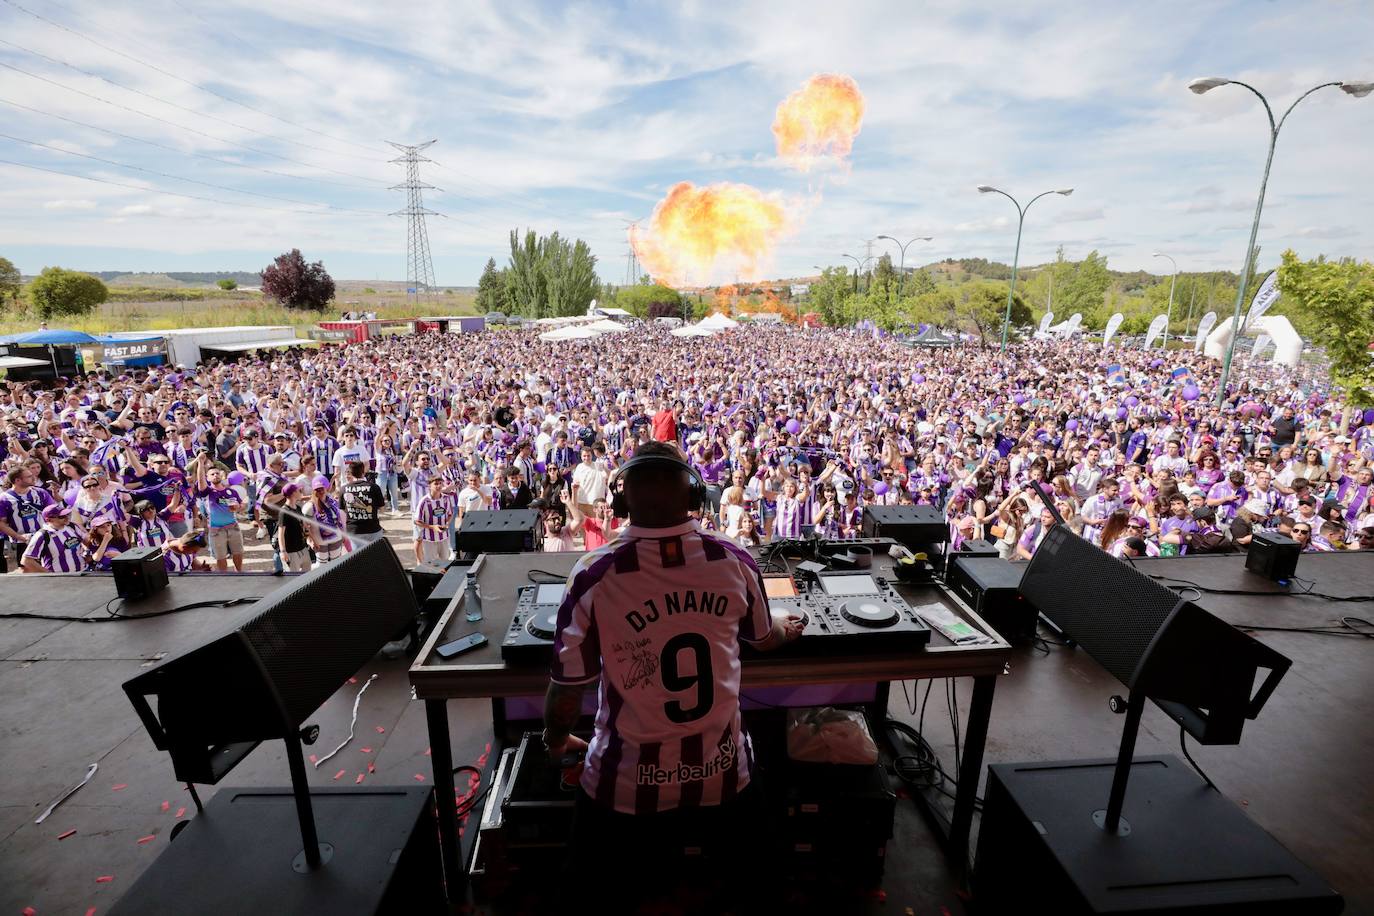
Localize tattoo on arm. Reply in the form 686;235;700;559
543;682;585;747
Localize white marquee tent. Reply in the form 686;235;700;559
698;312;739;330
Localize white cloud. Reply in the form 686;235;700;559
43;198;98;210
1;0;1371;280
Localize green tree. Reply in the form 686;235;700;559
504;228;599;318
27;267;108;320
903;268;937;298
1277;249;1374;415
216;278;238;290
955;281;1031;346
615;283;683;320
870;253;898;302
806;267;852;325
0;256;20;309
475;257;508;313
544;234;599;317
505;229;544;316
1057;250;1112;325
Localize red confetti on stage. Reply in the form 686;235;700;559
22;907;36;916
111;784;127;791
95;875;114;883
355;774;365;784
348;677;358;684
375;726;386;734
86;909;97;916
423;747;431;756
308;754;318;764
367;762;376;774
136;835;156;845
58;828;77;840
160;801;169;812
332;769;345;781
175;807;186;818
361;747;372;754
414;774;425;782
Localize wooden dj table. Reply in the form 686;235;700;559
409;547;1012;899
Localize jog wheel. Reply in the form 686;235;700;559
527;610;559;641
839;598;898;628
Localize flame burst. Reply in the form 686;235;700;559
772;73;865;171
630;181;790;287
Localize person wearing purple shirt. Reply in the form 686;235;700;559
1158;495;1199;556
0;465;55;566
21;503;85;573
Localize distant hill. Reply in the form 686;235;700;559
88;271;263;288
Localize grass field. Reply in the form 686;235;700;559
0;287;480;336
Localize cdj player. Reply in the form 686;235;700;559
500;571;931;666
502;583;568;664
751;571;931;656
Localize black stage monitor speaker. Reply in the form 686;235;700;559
410;564;447;607
1246;530;1300;583
861;505;947;548
948;557;1036;642
456;509;541;554
124;538;414;784
112;545;168;600
952;537;999;559
974;756;1344;914
1019;525;1290;746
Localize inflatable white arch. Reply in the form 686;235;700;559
1203;314;1302;367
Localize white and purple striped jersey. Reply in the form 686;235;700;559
414;493;455;541
133;518;194;572
773;494;803;538
235;442;272;474
1;486;54;538
23;524;86;572
552;520;772;815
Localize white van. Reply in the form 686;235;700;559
653;317;684;328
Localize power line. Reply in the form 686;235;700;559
0;38;389;170
161;0;321;89
0;156;370;216
0;96;380;190
0;131;390;213
0;58;388;186
1;0;385;158
388;140;441;303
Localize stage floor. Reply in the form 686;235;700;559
2;553;1371;914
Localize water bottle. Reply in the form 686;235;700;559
464;572;483;622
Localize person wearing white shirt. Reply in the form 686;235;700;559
455;469;491;520
571;447;610;516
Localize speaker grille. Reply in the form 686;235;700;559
239;538;414;726
1018;526;1181;686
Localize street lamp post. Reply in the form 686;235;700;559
1152;251;1178;348
1188;76;1372;406
976;185;1074;353
841;254;873;294
876;235;933;298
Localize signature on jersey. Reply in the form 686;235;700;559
626;642;662;692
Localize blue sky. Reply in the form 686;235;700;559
1;0;1372;284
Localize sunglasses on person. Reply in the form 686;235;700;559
82;483;98;490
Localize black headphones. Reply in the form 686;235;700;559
609;454;708;518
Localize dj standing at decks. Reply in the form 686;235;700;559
543;441;802;910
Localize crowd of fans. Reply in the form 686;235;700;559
2;322;1372;575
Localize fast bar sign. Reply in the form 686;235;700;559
100;339;167;363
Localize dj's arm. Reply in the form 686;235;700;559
542;682;586;758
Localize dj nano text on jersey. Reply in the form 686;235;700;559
625;589;731;631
